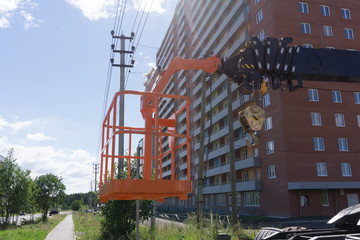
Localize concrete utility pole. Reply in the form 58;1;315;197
110;31;134;179
93;163;99;192
197;72;207;223
226;79;238;225
93;163;99;211
89;182;93;210
136;142;141;240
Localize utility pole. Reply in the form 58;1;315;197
227;78;238;225
89;182;93;210
93;163;99;211
110;31;135;179
135;140;142;240
197;72;207;223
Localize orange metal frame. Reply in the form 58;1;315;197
99;55;221;203
99;90;192;203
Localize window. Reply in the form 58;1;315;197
236;193;241;206
263;93;270;107
357;115;360;127
354;92;360;104
324;25;333;37
342;8;351;19
301;23;311;34
299;2;309;13
214;175;221;185
335;114;345;127
268;165;276;179
266;140;274;154
338;138;349;151
244;192;260;206
303;44;313;48
345;28;354;40
321;189;329;206
320;5;330;16
317;162;328;176
311;112;322;126
265;116;272;130
258;29;265;41
314;137;325;151
216;194;226;205
341;163;352;177
256;9;263;24
254;148;259;157
255;0;260;5
332;90;342;103
209;194;214;205
308;89;319;101
255;168;260;180
242;150;247;159
213;158;220;168
243;171;249;182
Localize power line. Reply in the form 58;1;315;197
138;43;159;49
125;0;154;89
96;0;127;158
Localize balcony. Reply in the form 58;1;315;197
162;158;172;168
203;180;261;194
179;161;188;171
191;1;232;55
162;169;171;178
194;144;229;165
194;157;260;178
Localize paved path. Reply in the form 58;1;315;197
45;214;74;240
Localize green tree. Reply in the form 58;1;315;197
101;200;152;240
71;200;82;211
0;149;32;228
100;159;152;239
34;173;66;221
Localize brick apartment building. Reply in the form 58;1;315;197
151;0;360;217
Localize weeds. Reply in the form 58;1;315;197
73;211;102;240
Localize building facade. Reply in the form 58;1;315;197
152;0;360;217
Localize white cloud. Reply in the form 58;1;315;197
65;0;168;22
26;132;57;141
0;137;96;194
147;61;156;68
0;116;39;133
20;10;40;29
64;0;117;21
132;0;165;14
0;0;42;29
0;115;96;194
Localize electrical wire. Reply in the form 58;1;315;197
96;0;126;157
125;0;154;89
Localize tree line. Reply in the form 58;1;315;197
0;149;66;229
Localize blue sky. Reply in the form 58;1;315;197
0;0;177;193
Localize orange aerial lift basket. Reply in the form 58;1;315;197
99;90;192;203
99;56;221;203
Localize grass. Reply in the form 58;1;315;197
72;211;102;240
70;211;259;240
133;214;259;240
0;214;66;240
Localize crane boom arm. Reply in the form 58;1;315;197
220;36;360;92
151;55;221;93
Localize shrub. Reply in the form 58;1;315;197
71;200;82;211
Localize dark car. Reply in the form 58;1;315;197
49;208;59;216
254;204;360;240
